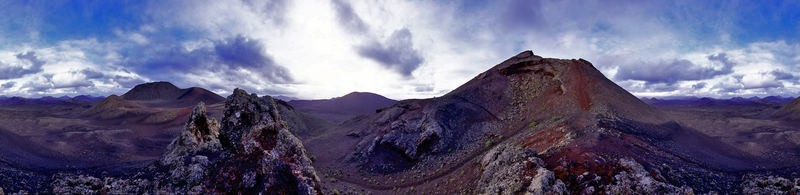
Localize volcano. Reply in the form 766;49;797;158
302;51;783;194
121;81;225;107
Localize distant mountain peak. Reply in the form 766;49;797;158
119;82;224;106
338;91;387;99
122;81;182;101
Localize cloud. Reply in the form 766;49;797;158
614;53;733;84
81;69;105;79
741;73;783;89
772;70;794;81
330;0;369;33
122;35;294;95
1;81;15;89
497;0;546;32
48;72;95;89
145;0;289;39
692;82;706;89
357;29;424;76
112;75;147;88
214;36;293;83
0;51;45;79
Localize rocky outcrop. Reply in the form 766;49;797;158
52;89;321;194
603;158;693;194
477;144;566;195
210;88;320;194
741;174;800;194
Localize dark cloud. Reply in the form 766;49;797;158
130;35;293;84
498;0;546;32
692;82;707;89
327;1;424;77
113;75;147;88
414;84;434;92
614;53;733;84
1;81;15;88
330;0;369;33
357;29;424;76
246;0;287;21
81;69;105;79
214;36;293;83
0;51;45;79
707;53;735;70
772;70;794;80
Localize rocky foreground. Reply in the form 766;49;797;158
48;89;321;194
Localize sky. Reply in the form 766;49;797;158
0;0;799;99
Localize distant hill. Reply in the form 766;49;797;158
773;97;800;120
642;96;795;107
81;95;149;119
0;95;105;106
288;92;396;123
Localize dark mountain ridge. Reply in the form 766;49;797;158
0;95;105;106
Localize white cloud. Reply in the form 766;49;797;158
0;39;149;97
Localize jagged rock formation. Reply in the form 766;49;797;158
52;89;321;194
477;144;566;195
211;89;320;193
160;102;221;166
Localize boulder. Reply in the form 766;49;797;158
603;158;693;194
741;174;800;194
477;144;566;195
